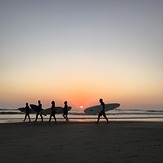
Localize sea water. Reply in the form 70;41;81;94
0;108;163;123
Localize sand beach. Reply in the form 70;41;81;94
0;121;163;163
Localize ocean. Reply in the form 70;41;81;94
0;108;163;123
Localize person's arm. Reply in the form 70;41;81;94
102;103;105;111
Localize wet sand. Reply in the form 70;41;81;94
0;121;163;163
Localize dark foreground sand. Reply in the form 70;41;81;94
0;121;163;163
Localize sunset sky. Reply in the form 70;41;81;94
0;0;163;110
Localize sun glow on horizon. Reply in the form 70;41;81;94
80;105;84;109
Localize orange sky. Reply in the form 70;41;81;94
0;1;163;110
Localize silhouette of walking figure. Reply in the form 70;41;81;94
49;101;56;122
24;103;31;122
96;99;109;124
63;101;69;122
35;100;43;122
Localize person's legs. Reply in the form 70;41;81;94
103;113;109;123
65;112;69;122
27;114;31;122
49;115;52;122
40;114;43;122
35;113;38;122
96;114;101;123
24;114;27;122
63;114;67;121
53;115;56;123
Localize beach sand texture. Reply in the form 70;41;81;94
0;122;163;163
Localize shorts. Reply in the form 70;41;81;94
51;111;55;116
63;110;68;115
99;110;105;116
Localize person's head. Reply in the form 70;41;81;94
51;101;55;105
64;101;67;105
38;100;41;104
26;103;28;106
99;98;103;103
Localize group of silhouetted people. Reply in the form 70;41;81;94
24;99;109;123
23;100;69;123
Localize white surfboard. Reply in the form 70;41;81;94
84;103;120;115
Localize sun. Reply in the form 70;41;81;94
80;105;84;109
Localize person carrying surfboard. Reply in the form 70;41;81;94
49;101;56;122
96;99;109;124
23;103;31;122
35;100;44;122
63;101;69;122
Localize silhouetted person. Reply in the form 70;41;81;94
24;103;31;122
63;101;69;122
49;101;56;122
35;100;43;122
96;99;109;124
